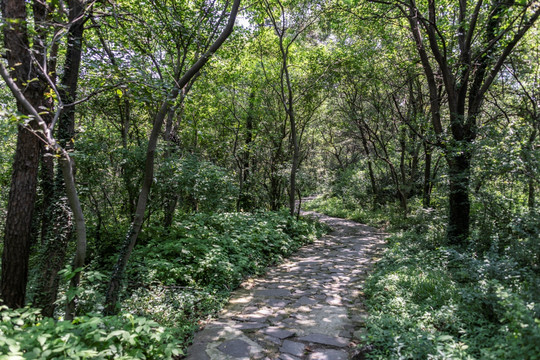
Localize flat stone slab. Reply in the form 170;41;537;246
231;315;267;323
255;289;292;297
217;339;250;357
233;322;268;330
307;349;349;360
280;340;306;357
296;296;318;306
297;334;349;347
264;327;296;339
266;298;291;307
279;354;302;360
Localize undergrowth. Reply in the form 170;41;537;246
0;210;327;359
303;195;414;230
306;196;540;359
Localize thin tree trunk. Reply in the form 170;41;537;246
33;0;87;317
61;154;87;321
103;0;241;314
526;128;537;210
38;149;56;246
238;91;255;211
282;48;298;217
423;142;432;208
358;125;378;206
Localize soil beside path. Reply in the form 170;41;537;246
184;211;386;360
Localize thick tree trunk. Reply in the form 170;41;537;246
1;129;41;308
446;150;471;245
0;0;47;308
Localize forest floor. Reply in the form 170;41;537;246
183;210;386;360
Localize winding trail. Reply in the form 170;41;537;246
184;211;386;360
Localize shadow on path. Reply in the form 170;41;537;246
184;211;386;360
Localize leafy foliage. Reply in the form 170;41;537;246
130;211;326;289
155;155;239;213
0;307;182;359
1;211;326;357
360;212;539;359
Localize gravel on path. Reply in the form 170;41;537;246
184;211;386;360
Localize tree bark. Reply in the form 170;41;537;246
238;90;255;211
526;128;537;211
422;142;432;208
0;0;48;309
446;149;471;245
33;0;87;317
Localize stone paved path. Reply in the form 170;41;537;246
184;211;386;360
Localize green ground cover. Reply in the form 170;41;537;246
306;196;540;359
0;211;327;359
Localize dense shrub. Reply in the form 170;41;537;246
130;210;325;289
1;211;326;358
0;307;182;359
362;227;540;359
155;155;239;213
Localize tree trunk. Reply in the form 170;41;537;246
238;91;255;211
289;121;299;216
0;0;47;309
446;149;471;245
61;154;87;321
283;51;298;217
1;129;41;308
526;128;537;211
33;0;86;317
422;142;432;208
33;200;73;317
358;125;378;206
38;148;56;246
103;0;241;314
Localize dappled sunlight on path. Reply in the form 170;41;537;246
184;211;386;360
